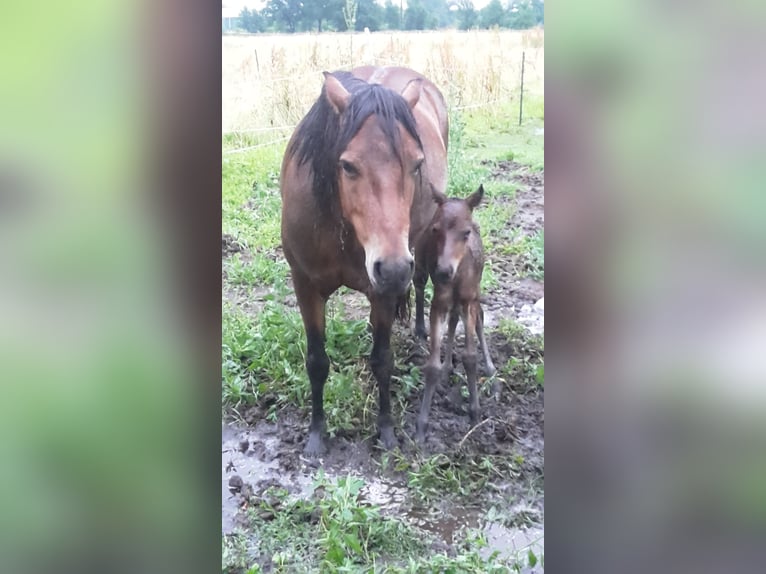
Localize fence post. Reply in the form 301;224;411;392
519;51;525;126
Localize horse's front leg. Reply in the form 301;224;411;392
369;295;399;450
293;274;329;456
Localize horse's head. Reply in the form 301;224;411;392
323;72;424;296
429;184;484;285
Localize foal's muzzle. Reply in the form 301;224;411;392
372;256;415;295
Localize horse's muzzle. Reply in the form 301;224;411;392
372;256;415;295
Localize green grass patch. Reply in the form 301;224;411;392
222;473;524;574
461;96;544;169
495;318;544;388
498;229;544;280
224;252;290;288
222;146;283;249
380;450;520;505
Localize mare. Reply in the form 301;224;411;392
413;185;496;443
280;67;449;455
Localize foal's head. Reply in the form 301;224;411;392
323;73;424;296
429;184;485;284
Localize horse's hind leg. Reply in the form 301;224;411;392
370;295;399;450
293;275;329;456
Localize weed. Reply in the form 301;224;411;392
495;318;544;389
224;252;289;287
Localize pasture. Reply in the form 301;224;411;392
222;29;544;573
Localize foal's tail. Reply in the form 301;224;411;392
395;286;412;324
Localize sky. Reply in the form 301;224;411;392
222;0;495;18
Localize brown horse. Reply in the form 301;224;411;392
280;67;449;455
414;185;496;443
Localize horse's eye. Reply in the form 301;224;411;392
463;230;471;240
413;160;424;175
432;225;439;234
340;160;358;177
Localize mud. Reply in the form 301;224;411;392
223;161;544;567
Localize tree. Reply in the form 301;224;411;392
421;0;450;28
507;1;536;29
343;0;358;31
383;0;401;30
404;0;427;30
356;0;384;31
479;0;506;28
264;0;304;33
239;7;264;33
453;0;477;30
304;0;343;32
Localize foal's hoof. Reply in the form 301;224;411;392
415;421;427;445
414;325;428;341
379;426;398;451
486;364;497;377
304;432;327;457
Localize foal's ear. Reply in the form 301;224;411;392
466;184;485;210
323;72;350;114
430;183;448;206
401;78;423;109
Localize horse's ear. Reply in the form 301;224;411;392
323;72;350;114
466;184;484;210
431;184;448;206
401;79;423;109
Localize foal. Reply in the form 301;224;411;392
414;184;496;442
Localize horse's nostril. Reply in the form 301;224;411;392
373;260;383;279
408;259;415;273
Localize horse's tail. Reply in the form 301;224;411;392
395;286;412;324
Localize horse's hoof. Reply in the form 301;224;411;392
304;432;327;457
379;426;398;450
486;364;497;377
415;327;428;341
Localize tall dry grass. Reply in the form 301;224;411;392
222;28;544;137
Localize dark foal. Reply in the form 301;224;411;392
414;184;496;442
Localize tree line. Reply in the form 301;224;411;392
232;0;544;34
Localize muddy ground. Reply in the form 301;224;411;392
223;161;544;567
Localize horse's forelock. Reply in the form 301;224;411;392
289;73;422;216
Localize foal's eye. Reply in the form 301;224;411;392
340;160;358;177
412;160;424;175
462;230;471;240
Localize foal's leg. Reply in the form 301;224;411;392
477;305;496;376
369;295;399;450
462;301;480;424
416;302;447;443
413;259;429;340
443;308;460;374
293;276;329;456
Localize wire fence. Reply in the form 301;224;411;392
222;30;543;153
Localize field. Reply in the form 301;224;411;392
222;29;544;573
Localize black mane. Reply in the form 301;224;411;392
288;71;422;215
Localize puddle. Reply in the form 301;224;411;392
406;505;543;564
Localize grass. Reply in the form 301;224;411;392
496;318;545;388
222;472;530;574
499;229;544;280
